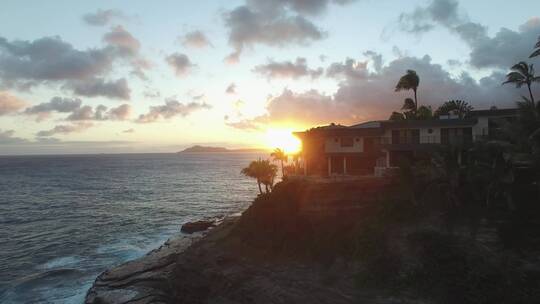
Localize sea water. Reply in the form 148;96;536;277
0;153;263;303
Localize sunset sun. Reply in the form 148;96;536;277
265;129;302;154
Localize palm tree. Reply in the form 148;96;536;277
389;111;405;121
530;35;540;58
241;159;277;195
502;62;540;104
270;148;287;178
416;105;433;120
435;100;474;119
395;70;420;112
241;160;264;194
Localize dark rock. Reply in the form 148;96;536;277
181;220;215;234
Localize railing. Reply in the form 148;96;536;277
372;135;477;145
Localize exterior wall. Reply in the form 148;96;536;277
324;137;363;153
472;117;489;139
419;127;441;143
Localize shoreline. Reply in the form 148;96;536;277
84;217;235;304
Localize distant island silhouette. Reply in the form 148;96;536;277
180;145;267;153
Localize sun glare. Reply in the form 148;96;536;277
265;129;302;154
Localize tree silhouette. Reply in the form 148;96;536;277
389;111;405;121
530;35;540;58
502;62;540;104
241;159;278;194
395;70;420;112
435;100;474;119
270;148;288;178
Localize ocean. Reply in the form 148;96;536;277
0;153;264;303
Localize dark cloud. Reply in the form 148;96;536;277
165;53;195;77
136;99;211;123
0;129;28;144
24;96;131;122
83;9;124;26
66;103;131;121
229;53;540;129
0;28;146;97
37;122;93;137
226;83;237;94
0;36;113;88
396;0;540;69
24;97;82;120
0;91;27;115
253;57;323;79
182;31;212;48
224;3;331;63
467;19;540;69
66;78;130;100
223;0;357;62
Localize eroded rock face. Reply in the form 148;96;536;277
181;220;215;234
85;235;198;304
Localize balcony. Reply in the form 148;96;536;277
373;135;477;149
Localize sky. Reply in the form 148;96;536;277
0;0;539;155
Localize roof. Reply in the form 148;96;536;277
294;107;518;139
469;108;518;117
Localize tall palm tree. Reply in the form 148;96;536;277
530;36;540;58
241;159;277;195
435;100;474;119
241;160;264;194
270;148;287;178
395;70;420;112
502;62;540;104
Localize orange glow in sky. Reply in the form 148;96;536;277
265;129;302;154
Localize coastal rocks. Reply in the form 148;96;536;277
180;220;215;234
85;235;199;304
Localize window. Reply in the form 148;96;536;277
340;137;354;147
428;128;433;134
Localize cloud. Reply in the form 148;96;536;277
165;53;195;77
223;5;325;62
181;31;212;48
225;120;262;131
229;53;540;129
0;91;27;115
226;83;237;94
107;104;132;120
136;99;211;123
37;122;93;137
396;0;540;69
253;57;323;79
103;25;141;56
0;29;147;97
23;97;82;121
0;129;28;144
326;58;368;80
467;19;540;69
247;0;357;16
83;9;124;26
66;103;131;121
0;36;113;88
66;78;130;100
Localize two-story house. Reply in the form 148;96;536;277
293;108;518;177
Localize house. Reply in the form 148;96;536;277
293;108;518;177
